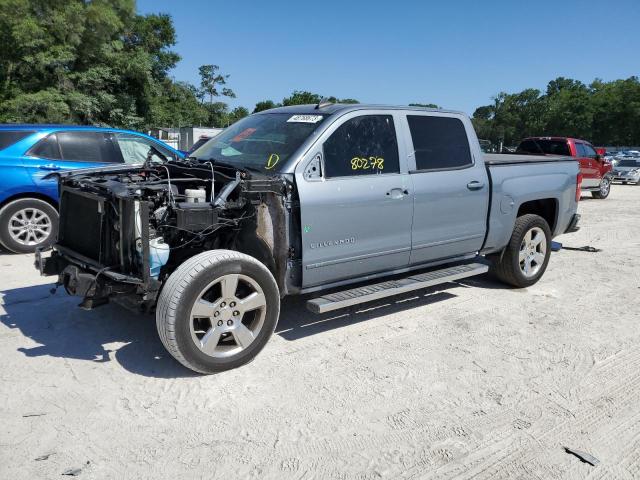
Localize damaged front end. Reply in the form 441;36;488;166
36;159;298;311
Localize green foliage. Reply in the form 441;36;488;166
472;76;640;146
252;92;359;114
198;64;235;103
0;0;236;129
253;100;278;113
281;90;359;107
282;90;322;106
409;103;440;108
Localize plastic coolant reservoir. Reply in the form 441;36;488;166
185;188;207;203
149;237;170;278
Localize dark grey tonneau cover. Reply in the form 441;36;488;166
485;154;575;165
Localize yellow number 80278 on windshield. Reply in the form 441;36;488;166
351;156;384;171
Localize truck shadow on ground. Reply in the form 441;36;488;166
0;276;502;378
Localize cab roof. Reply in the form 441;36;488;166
259;103;465;117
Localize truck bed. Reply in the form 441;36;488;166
484;153;575;165
482;155;580;255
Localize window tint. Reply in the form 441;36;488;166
0;131;35;151
323;115;399;178
517;139;570;156
583;144;597;158
29;134;61;160
575;143;587;157
57;131;120;163
113;133;173;164
407;115;472;171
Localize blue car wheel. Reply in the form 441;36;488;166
0;198;58;254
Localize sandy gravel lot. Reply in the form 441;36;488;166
1;186;639;480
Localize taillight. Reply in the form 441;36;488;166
576;173;583;202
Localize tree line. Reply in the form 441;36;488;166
0;1;366;129
472;77;640;147
3;2;638;147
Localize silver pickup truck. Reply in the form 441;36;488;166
36;104;581;374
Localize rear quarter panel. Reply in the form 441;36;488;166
482;160;579;254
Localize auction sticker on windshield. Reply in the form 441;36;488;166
287;115;324;123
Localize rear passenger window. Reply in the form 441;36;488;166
0;131;35;151
323;115;400;178
407;115;472;171
29;134;61;160
57;131;121;163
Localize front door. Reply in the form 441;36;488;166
295;112;413;288
574;142;598;188
402;113;489;265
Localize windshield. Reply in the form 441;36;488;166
517;139;570;156
617;159;640;167
191;113;329;172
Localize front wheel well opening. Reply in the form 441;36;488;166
516;198;558;231
0;193;59;212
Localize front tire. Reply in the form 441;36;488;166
0;198;58;254
591;177;611;199
156;250;280;374
492;214;552;288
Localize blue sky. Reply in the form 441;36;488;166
138;0;639;115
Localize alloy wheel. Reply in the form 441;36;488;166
189;273;267;358
8;208;52;246
519;227;547;278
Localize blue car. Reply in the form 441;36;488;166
0;125;184;253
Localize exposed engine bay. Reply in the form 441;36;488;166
40;159;300;309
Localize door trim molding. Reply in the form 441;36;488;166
306;246;411;270
412;233;484;251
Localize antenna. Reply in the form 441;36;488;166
315;97;333;109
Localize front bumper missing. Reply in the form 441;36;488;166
35;248;158;310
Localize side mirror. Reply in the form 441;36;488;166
594;154;602;161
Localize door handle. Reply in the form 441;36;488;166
467;181;484;190
386;188;409;199
39;164;61;171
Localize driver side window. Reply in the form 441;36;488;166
583;144;598;159
323;115;400;178
113;133;172;164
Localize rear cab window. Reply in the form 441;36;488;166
517;139;571;156
323;115;400;178
407;115;472;171
0;131;36;151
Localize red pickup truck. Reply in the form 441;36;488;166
517;137;613;199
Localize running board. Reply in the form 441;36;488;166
306;263;488;314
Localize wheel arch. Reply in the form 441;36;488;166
0;192;59;212
516;198;558;232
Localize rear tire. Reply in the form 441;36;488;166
156;250;280;374
0;198;58;254
491;214;552;288
591;177;611;199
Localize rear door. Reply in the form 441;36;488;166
403;113;489;265
22;131;123;200
295;111;413;288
